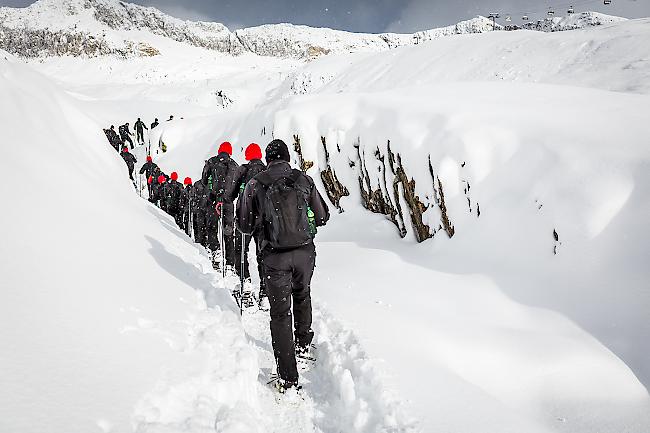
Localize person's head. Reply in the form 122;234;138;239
184;177;192;186
137;117;141;121
122;146;128;153
154;118;158;122
170;172;178;181
265;139;290;163
146;155;152;162
157;175;166;184
218;141;233;156
245;143;262;161
110;125;115;129
126;122;129;126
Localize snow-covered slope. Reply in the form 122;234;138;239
523;11;628;32
121;19;650;432
0;0;502;59
280;17;650;96
0;50;259;433
2;0;614;60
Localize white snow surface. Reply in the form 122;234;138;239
2;12;650;433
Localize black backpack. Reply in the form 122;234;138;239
257;169;313;250
209;157;230;200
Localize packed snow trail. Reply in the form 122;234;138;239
165;227;419;433
240;295;419;433
128;191;419;432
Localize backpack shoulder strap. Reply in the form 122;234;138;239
288;169;302;184
256;172;273;187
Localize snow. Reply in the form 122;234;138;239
523;11;628;32
2;0;626;61
2;6;650;433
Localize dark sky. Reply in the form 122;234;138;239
1;0;649;32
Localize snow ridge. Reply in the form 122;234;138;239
1;0;626;60
522;11;627;32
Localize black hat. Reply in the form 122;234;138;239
265;139;290;163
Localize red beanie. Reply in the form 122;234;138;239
184;177;192;186
171;172;178;181
122;147;128;153
146;155;152;162
157;175;166;184
218;141;232;155
148;176;153;184
245;143;262;161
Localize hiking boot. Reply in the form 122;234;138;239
258;295;270;311
275;378;300;394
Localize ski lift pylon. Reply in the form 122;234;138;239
604;0;612;4
568;6;575;14
547;7;555;17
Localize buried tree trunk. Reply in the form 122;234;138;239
292;134;314;173
391;151;433;243
429;157;455;238
319;137;349;212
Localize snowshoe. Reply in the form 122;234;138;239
296;343;316;363
267;375;301;394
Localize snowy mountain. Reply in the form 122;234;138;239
1;0;616;60
522;11;628;32
2;2;650;433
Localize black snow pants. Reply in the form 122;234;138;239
208;202;235;267
193;210;207;247
263;243;316;383
137;129;145;145
235;232;266;296
205;207;219;253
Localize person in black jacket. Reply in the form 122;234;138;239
105;125;121;152
151;118;159;130
166;172;184;226
233;143;268;307
192;179;211;247
201;141;239;269
179;177;194;235
236;139;329;391
120;146;137;181
139;156;158;197
119;123;134;149
134;118;148;145
155;173;168;210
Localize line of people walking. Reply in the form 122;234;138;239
123;138;331;393
103;117;165;152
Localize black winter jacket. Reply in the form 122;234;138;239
236;160;329;246
192;180;212;213
139;161;159;178
134;120;148;133
232;159;266;201
120;151;137;171
165;180;183;212
200;152;239;203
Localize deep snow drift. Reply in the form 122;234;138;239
1;11;650;433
